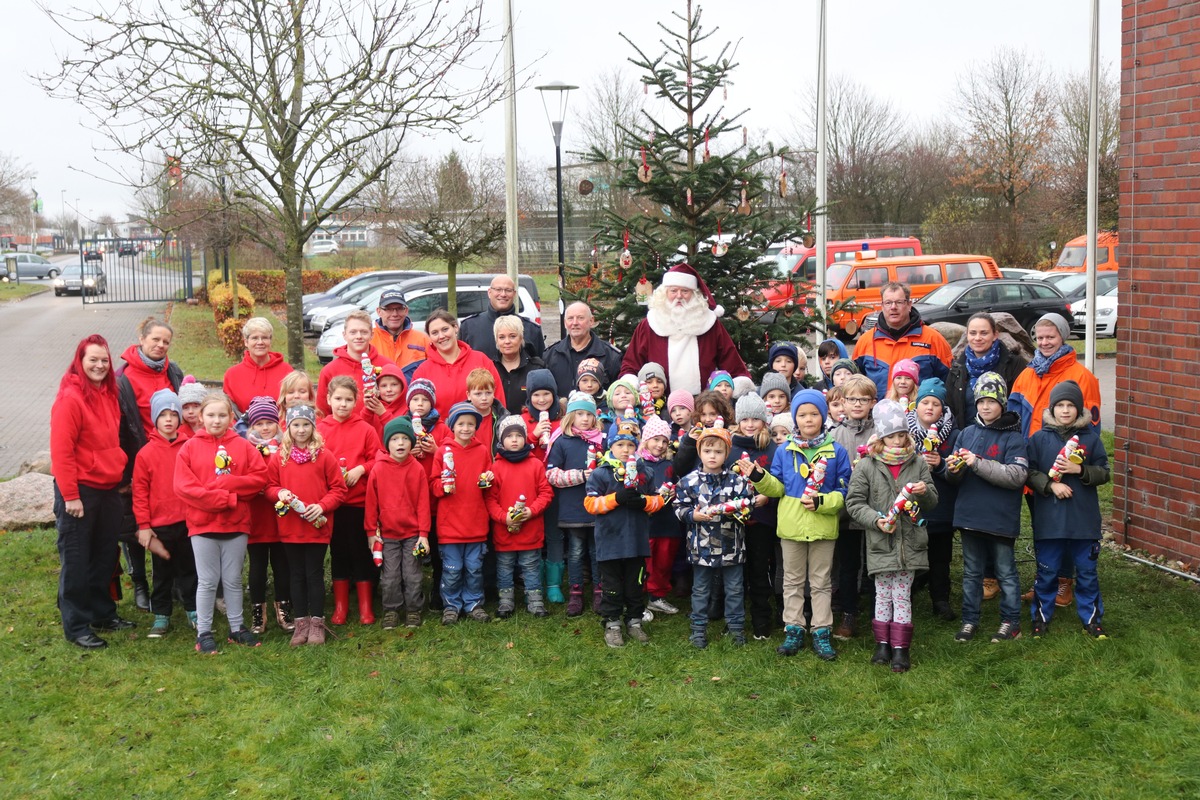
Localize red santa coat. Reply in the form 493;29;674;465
430;438;492;543
223;350;293;415
620;313;749;396
485;454;552;551
317;414;382;508
132;431;187;529
266;449;346;544
364;451;431;540
316;344;396;419
174;429;268;535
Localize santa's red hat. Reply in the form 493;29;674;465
661;263;723;317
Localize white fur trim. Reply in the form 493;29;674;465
662;271;699;290
714;304;724;318
667;334;703;396
732;375;756;399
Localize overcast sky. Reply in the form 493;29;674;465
2;0;1119;225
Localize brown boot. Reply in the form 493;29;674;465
982;578;1000;601
307;617;327;645
1056;578;1074;607
250;603;267;635
290;617;310;647
1021;586;1035;602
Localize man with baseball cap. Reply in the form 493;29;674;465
371;287;429;368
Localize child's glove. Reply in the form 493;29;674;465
614;487;642;508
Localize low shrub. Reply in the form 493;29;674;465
209;279;256;325
216;318;247;359
231;268;374;303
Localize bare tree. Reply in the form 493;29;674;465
1050;69;1120;230
573;67;648;222
41;0;502;367
0;153;33;230
394;151;505;315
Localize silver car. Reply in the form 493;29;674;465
3;253;61;280
53;264;108;296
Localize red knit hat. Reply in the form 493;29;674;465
661;264;722;317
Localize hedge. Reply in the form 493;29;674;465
195;268;374;304
207;272;257;358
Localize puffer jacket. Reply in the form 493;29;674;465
674;467;754;567
1026;410;1109;540
751;437;852;542
845;453;938;576
949;410;1028;538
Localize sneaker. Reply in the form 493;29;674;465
641;609;654;623
811;627;838;661
468;606;491;623
186;610;198;630
604;622;624;648
647;597;679;615
982;579;1000;601
227;627;262;647
932;600;956;621
752;632;770;641
990;622;1022;642
954;623;977;642
1031;618;1048;639
381;610;401;630
833;613;856;641
689;629;708;649
1083;620;1109;639
730;630;747;647
195;631;220;655
405;612;423;628
441;608;459;626
627;622;650;643
147;615;170;638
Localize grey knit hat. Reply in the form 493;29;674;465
769;412;795;434
497;414;527;445
735;392;771;424
759;372;791;398
872;399;908;439
1036;312;1071;342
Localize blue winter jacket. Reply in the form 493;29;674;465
642;455;681;539
949;410;1029;538
1026;413;1109;540
585;460;653;561
725;432;778;528
546;434;596;526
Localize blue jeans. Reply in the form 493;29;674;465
1033;538;1103;625
960;530;1019;626
497;549;542;592
543;526;566;563
690;564;746;631
440;542;485;613
566;527;598;587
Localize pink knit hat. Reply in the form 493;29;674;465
891;358;920;384
666;389;694;413
640;416;673;444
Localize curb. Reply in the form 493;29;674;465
0;285;52;304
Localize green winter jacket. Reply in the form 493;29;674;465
752;438;851;543
844;453;938;576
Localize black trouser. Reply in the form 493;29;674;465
54;482;122;640
285;543;328;618
149;522;197;616
329;505;375;582
598;557;645;625
428;515;443;605
744;524;777;635
926;523;955;604
248;541;291;604
834;526;865;616
118;493;147;586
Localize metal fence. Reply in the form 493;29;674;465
79;238;198;304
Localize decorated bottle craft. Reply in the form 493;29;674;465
1048;435;1086;482
539;411;551;448
441;447;456;493
638;381;655;420
586;443;598;472
704;498;752;522
507;494;528;531
923;426;941;453
339;457;348;480
623;455;639;488
879;482;923;533
657;481;676;499
214;445;232;475
360;353;381;398
273;494;328;527
412;413;426;442
802;456;828;498
732;451;750;475
371;537;384;566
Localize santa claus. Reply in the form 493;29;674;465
619;264;753;397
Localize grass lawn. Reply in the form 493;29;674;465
0;282;50;301
166;301;321;382
1070;337;1118;356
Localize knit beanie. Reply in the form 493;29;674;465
872;399;908;439
565;390;597;415
406;377;436;407
735;392;771;424
524;369;560;419
383;416;415;447
640;416;673;444
767;342;800;369
973;371;1008;406
707;370;734;390
891;358;920;384
666;389;695;413
497;414;528;445
830;358;859;379
447;401;483;429
770;412;795;434
245;395;279;426
286;404;316;426
637;362;667;386
791;388;828;424
178;381;208;406
696;416;732;450
1049;380;1084;417
605;376;640;413
575;358;607;388
1036;312;1071;342
916;378;947;406
150;389;182;425
758;372;791;398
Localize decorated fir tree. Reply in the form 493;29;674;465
567;0;828;375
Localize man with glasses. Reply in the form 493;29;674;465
852;281;951;398
459;275;546;362
370;287;430;368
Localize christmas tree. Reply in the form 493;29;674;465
567;0;829;375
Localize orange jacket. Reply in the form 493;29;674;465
1008;352;1101;438
370;321;429;369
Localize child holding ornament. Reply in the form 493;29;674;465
640;417;681;617
844;399;936;673
636;362;669;420
317;376;383;627
363;363;409;442
666;389;695;442
707;370;735;403
759;372;793;417
243;396;293;636
769;412;795;446
173;391;268;654
885;358;920;409
829;374;878;639
485;415;553;618
522;369;561;463
575;359;608;416
177;381;207;439
906;378;960;621
602;375;641;433
315;310;389;419
467;368;506;453
728;392;780;640
546;392;605;616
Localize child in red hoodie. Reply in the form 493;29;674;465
364;362;408;441
267;404;346;646
244;396;292;637
486;415;553;619
404;378;448;610
173;391;268;654
431;402;494;625
132;389;196;638
317;376;383;627
521;368;561;464
366;417;431;630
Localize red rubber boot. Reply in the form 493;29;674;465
331;580;351;625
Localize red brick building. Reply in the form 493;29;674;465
1114;1;1200;561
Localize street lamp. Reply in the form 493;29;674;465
535;80;578;339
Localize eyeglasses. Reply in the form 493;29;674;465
845;397;871;405
881;300;909;308
490;287;515;295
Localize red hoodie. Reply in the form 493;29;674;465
316;344;397;419
365;363;410;441
412;342;506;421
412;418;452;480
223;350;293;414
266;448;346;544
521;408;561;464
174;429;268;535
50;375;126;500
485;453;552;551
364;451;431;541
317;413;382;507
248;444;280;545
118;344;178;438
430;437;492;543
132;430;187;529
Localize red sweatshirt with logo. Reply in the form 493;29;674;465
173;429;268;535
485;453;552;551
265;449;346;544
132;430;187;529
364;451;431;541
430;438;492;543
317;414;382;508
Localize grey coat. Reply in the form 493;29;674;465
845;454;938;577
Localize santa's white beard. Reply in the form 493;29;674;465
646;290;715;338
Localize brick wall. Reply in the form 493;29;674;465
1114;0;1200;561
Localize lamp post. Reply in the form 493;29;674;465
535;80;578;339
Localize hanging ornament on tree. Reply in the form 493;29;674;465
619;229;633;270
579;179;594;196
737;184;751;216
778;155;788;199
743;127;748;146
712;219;729;257
802;212;815;248
723;82;728;101
588;236;598;289
638;145;652;183
686;187;694;210
735;305;751;322
635;275;652;305
703;127;711;163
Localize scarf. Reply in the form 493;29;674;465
877;441;916;466
792;431;827;450
964;339;1001;384
1029;344;1074;378
137;348;167;372
247;430;279;456
497;445;533;464
906;408;954;448
289;446;315;464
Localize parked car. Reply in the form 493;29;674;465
1054;231;1119;272
1036;271;1120;307
316;273;542;363
306;239;339;257
1001;267;1044;280
53;264;108;296
82;246;104;262
1071;286;1119;338
117;242;141;257
3;253;60;280
35;245;55;256
913;277;1070;334
757;236;923;315
302;269;432;330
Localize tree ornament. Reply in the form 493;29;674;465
737;185;751;216
686;187;693;209
778;156;788;199
802;232;815;248
635;276;652;305
638;146;652;183
735;305;751;322
703;127;710;163
579;179;594;196
743;127;747;146
712;219;728;256
619;229;633;269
